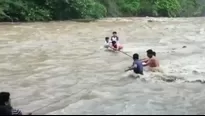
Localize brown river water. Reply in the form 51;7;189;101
1;17;205;115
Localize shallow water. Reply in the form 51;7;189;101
1;17;205;115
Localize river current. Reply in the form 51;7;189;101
1;17;205;115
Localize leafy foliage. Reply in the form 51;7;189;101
154;0;181;17
0;0;204;22
117;0;140;16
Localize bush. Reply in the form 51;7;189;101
0;0;205;22
154;0;181;17
46;0;106;20
117;0;140;16
0;0;51;22
138;0;156;16
85;1;107;19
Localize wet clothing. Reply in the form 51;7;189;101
133;60;143;75
112;43;117;49
111;35;123;50
111;36;119;42
104;41;110;48
111;44;123;51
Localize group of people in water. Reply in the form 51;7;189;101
104;31;123;51
104;31;160;76
125;49;160;76
0;32;161;115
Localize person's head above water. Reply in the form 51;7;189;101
112;31;117;36
0;92;10;106
133;53;139;60
105;37;109;42
111;41;117;48
147;49;153;58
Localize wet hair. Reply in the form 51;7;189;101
146;49;153;54
0;92;10;105
113;31;117;34
153;51;156;56
105;37;109;40
133;53;139;60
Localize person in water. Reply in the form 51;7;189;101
125;53;143;75
141;49;153;63
0;92;32;115
111;41;123;51
104;37;111;49
111;31;119;42
110;31;123;50
143;49;160;71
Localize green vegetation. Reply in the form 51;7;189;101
0;0;205;22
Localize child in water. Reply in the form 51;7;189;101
111;41;123;51
104;37;110;49
110;31;123;51
111;31;119;43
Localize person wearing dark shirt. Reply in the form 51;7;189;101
0;92;25;115
0;106;12;115
125;53;143;75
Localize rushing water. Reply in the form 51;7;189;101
1;17;205;115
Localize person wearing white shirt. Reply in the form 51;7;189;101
110;31;123;50
104;37;111;49
111;31;119;43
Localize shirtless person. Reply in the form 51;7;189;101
141;49;153;63
143;50;161;72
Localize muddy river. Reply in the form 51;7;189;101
0;17;205;115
